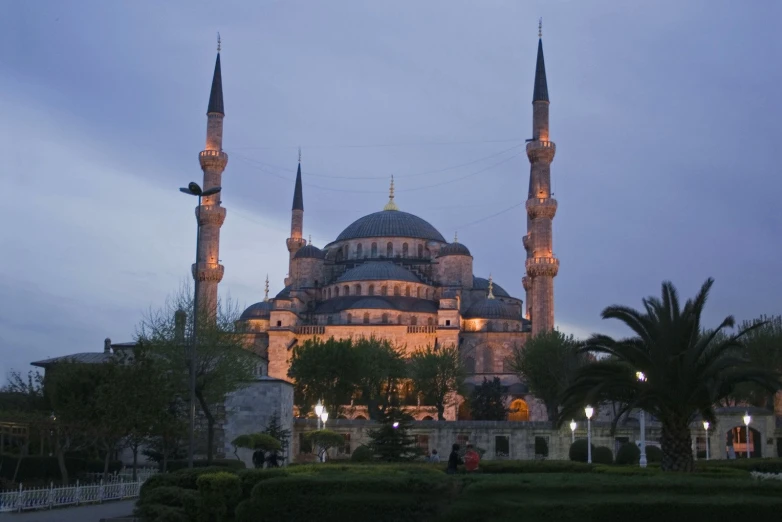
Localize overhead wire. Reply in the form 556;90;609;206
229;138;522;150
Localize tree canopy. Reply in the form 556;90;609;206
408;345;465;420
469;377;508;421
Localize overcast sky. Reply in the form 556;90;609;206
1;0;780;379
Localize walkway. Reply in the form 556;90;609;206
0;500;135;521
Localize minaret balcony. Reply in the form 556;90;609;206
526;140;556;163
522;275;531;291
196;205;227;227
525;197;558;219
522;234;531;251
525;256;559;277
199;149;229;170
192;262;225;283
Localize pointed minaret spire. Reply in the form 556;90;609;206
384;175;399;211
292;157;303;211
207;36;224;115
454;231;458;244
308;235;312;245
533;22;549;103
286;150;306;286
264;274;270;302
487;274;495;300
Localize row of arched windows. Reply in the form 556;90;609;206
338;242;428;260
326;284;431;299
335;313;435;326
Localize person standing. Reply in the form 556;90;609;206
447;444;462;474
464;444;480;472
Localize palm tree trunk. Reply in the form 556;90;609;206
660;421;694;472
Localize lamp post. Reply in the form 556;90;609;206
702;421;710;461
636;371;647;468
315;400;324;430
569;420;577;443
743;412;751;459
584;405;594;464
321;411;329;429
179;182;222;469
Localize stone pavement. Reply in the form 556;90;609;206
0;500;135;521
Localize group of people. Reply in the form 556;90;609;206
427;443;480;473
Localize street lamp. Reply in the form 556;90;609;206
636;371;647;468
320;411;329;429
569;420;577;443
702;421;710;461
315;400;324;430
179;182;222;469
743;412;751;459
584;405;594;464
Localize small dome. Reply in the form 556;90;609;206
463;298;519;320
337;261;421;284
294;244;325;260
438;242;471;257
276;285;292;299
240;301;273;320
336;210;446;243
473;276;510;297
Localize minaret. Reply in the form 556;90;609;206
194;36;228;316
523;20;559;335
285;149;306;286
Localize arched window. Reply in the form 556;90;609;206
344;285;350;296
487;321;493;332
464;356;476;374
371;242;378;257
425;289;430;299
416;287;421;298
382;313;389;324
356;244;363;258
398;315;403;324
347;313;352;324
483;346;494;373
327;315;333;325
381;285;388;296
343;245;349;259
335;286;340;297
418;244;424;258
354;284;362;296
368;285;375;296
363;313;370;324
405;286;411;297
387;242;393;257
328;288;332;299
394;285;401;296
503;322;509;332
508;399;530;421
427;317;434;326
411;316;418;326
402;243;409;257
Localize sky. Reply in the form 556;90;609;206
1;0;780;380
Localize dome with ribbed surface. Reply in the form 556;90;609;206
294;244;325;260
337;261;421;283
335;210;446;243
473;277;510;297
463;298;519;320
240;301;273;320
438;242;471;257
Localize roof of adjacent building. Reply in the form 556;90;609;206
335;210;446;243
294;244;325;260
315;296;438;315
336;261;421;284
438;242;471;257
240;301;274;320
473;276;510;297
31;342;138;368
463;298;520;321
207;52;224;115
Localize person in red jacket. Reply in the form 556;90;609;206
464;444;480;472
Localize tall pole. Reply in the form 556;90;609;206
705;425;710;461
746;425;750;458
639;410;647;468
587;417;592;464
188;195;202;469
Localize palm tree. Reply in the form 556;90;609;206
560;278;780;472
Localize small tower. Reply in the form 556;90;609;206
285;150;307;286
194;37;228;316
523;21;559;335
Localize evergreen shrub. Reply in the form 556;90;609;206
196;472;242;522
350;445;374;462
166;458;246;472
615;443;641;465
593;446;613;465
645;445;663;463
568;439;595;462
134;486;199;520
236;468;289;499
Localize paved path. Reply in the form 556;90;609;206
0;500;136;521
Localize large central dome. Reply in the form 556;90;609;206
335;210;446;243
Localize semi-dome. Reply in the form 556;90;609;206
240;301;273;320
337;261;421;284
276;285;292;299
473;276;510;297
294;244;325;260
463;298;519;321
438;242;471;257
335;210;446;243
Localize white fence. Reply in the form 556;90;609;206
0;469;157;513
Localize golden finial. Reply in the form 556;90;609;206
264;274;270;301
298;146;302;163
217;32;221;53
538;18;542;38
454;231;458;244
488;274;495;299
383;175;399;211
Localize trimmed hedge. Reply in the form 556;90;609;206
645;445;662;463
697;458;782;474
593;446;613;465
468;460;594;474
350;445;374;462
134;486;199;521
236;468;290;499
615;443;641;465
166;459;246;472
0;455;122;483
568;439;594;462
196;472;241;522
